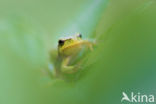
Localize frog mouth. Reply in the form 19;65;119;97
62;41;83;51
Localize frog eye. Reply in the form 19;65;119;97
77;33;82;38
58;39;65;46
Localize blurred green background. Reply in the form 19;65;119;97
0;0;156;104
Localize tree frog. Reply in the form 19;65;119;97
48;33;93;79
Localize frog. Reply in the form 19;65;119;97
48;33;93;79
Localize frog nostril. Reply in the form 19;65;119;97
58;40;65;46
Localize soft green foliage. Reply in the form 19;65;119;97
0;0;156;104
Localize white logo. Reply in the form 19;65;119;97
121;92;155;103
121;92;131;102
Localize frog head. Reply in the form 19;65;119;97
58;33;83;57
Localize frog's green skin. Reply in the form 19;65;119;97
49;33;93;78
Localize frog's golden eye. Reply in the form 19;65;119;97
58;39;65;46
